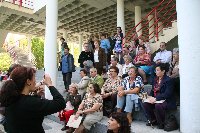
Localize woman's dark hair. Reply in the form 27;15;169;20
111;56;119;63
60;37;65;41
107;112;130;133
138;45;146;50
0;66;36;107
7;64;22;77
117;27;122;33
156;63;169;74
90;83;101;94
109;66;119;75
80;69;87;75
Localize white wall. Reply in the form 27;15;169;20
33;0;46;13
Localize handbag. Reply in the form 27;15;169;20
164;114;178;131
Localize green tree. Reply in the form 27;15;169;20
31;37;44;69
0;52;12;71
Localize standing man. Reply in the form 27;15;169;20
62;47;75;91
60;37;68;56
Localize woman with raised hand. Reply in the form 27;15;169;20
107;112;130;133
0;66;66;133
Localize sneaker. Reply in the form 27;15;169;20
146;120;157;126
61;125;69;131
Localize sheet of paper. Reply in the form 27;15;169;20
67;115;83;128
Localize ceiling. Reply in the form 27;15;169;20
0;0;176;42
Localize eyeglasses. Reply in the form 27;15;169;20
109;71;116;72
90;71;94;73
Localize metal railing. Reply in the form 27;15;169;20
123;0;177;45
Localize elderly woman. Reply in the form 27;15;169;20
168;48;180;103
134;45;152;84
143;63;176;129
58;83;81;131
107;112;130;133
101;66;121;116
68;83;103;133
93;39;106;75
75;69;90;98
122;55;134;78
116;66;143;124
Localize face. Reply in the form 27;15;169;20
94;41;99;48
64;48;69;55
128;68;136;78
101;35;105;40
160;43;166;51
111;58;117;66
69;85;77;94
173;53;179;61
84;44;89;52
122;47;129;55
155;67;165;77
60;39;64;43
80;71;86;78
28;74;36;92
117;28;121;33
108;117;120;130
90;70;97;78
109;68;117;77
123;56;130;63
138;47;145;54
88;84;95;94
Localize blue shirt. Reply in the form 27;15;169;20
100;39;111;53
62;55;69;73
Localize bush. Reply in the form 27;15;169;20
0;52;12;71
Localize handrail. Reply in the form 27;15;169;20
123;0;177;45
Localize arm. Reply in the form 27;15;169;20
79;103;101;114
106;39;111;49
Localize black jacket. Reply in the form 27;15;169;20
5;86;66;133
78;51;94;68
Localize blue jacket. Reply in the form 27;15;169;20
61;53;75;73
150;75;176;109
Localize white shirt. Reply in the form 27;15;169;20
94;50;99;62
153;50;172;63
122;63;134;74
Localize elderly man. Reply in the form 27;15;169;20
89;68;104;88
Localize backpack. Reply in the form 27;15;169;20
164;114;179;131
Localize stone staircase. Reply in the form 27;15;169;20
35;69;180;133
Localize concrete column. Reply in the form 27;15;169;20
148;15;155;42
27;35;32;61
44;0;58;100
117;0;125;35
177;0;200;132
63;30;67;41
71;42;74;55
0;29;8;48
79;34;83;54
158;22;163;36
135;6;142;37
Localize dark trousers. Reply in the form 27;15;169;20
103;93;117;117
143;101;167;125
62;72;72;90
94;62;103;75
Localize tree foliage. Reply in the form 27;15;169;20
0;52;12;71
31;37;44;69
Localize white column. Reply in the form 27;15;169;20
63;30;67;41
177;0;200;132
117;0;125;35
158;22;163;36
148;15;155;42
135;6;142;37
79;34;83;54
27;35;32;61
44;0;58;100
71;42;74;55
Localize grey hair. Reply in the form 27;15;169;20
173;48;179;54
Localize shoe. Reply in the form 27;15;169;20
61;125;69;131
146;120;157;126
66;127;75;133
144;82;148;85
157;124;164;129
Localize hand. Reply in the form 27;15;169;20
74;113;80;120
83;61;87;65
36;85;45;97
76;110;83;115
148;97;156;104
103;66;106;69
43;74;53;87
118;90;125;97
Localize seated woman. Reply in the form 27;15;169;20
168;48;180;103
122;55;134;78
67;83;103;133
116;66;143;124
75;69;90;98
143;63;176;129
134;45;152;84
58;83;81;131
107;112;130;133
101;66;121;116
